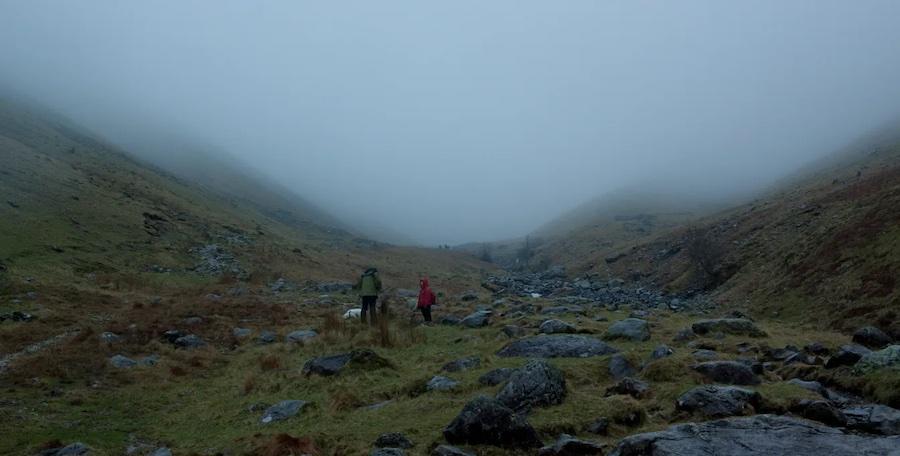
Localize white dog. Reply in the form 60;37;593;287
343;308;362;319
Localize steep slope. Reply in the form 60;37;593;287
599;133;900;335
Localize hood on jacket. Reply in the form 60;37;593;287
420;277;430;289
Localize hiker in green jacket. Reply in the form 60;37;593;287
355;267;382;325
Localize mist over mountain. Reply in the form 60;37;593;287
3;1;900;245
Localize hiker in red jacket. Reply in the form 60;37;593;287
417;277;436;324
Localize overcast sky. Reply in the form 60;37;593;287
3;1;900;244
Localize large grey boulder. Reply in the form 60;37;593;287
496;359;566;412
676;385;761;418
460;310;492;328
826;344;871;368
853;326;892;349
540;319;577;334
843;403;900;435
497;335;618;358
691;318;767;337
302;349;391;376
260;399;307;424
608;415;900;456
854;345;900;374
539;434;605;455
603;318;650;342
443;396;541;448
693;361;760;385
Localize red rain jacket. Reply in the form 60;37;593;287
417;278;436;308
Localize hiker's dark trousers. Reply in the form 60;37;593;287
419;306;432;323
361;296;378;325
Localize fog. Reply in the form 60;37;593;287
3;1;900;245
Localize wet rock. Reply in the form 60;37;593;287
174;334;205;349
825;344;872;368
232;327;252;338
431;445;474;456
460;310;491;328
257;330;277;344
540;319;577;334
676;385;760;418
286;329;318;344
608;415;900;456
442;356;481;372
538;434;604;455
109;355;137;369
479;368;516;386
260;399;307;424
853;326;892;349
794;400;847;427
374;433;413;449
608;354;637;380
854;345;900;374
606;377;649;398
502;325;526;338
650;344;674;360
496;359;566;412
302;349;391;376
497;335;619;358
691;318;766;337
427;375;460;391
693;361;760;385
443;396;542;448
843;403;900;435
603;318;650;342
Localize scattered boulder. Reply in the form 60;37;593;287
479;368;516;386
370;448;405;456
605;377;650;398
302;349;391;376
100;332;121;343
825;344;871;368
497;335;618;358
182;316;203;326
162;330;183;344
443;396;542;448
374;433;413;449
540;319;577;334
794;400;847;427
854;345;900;374
676;385;760;418
502;325;526;338
442;356;481;373
691;318;767;337
427;376;460;391
843;403;900;435
673;328;695;342
496;359;566;412
692;349;719;361
440;316;462;326
693;361;760;385
260;400;307;424
603;318;650;342
608;354;637;380
173;334;205;349
150;448;172;456
804;342;830;356
257;330;277;344
541;305;585;315
431;445;474;456
109;355;137;369
460;310;491;328
587;418;609;435
538;434;604;455
608;415;900;456
853;326;892;349
232;327;252;339
286;329;318;344
650;344;674;360
317;281;353;293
